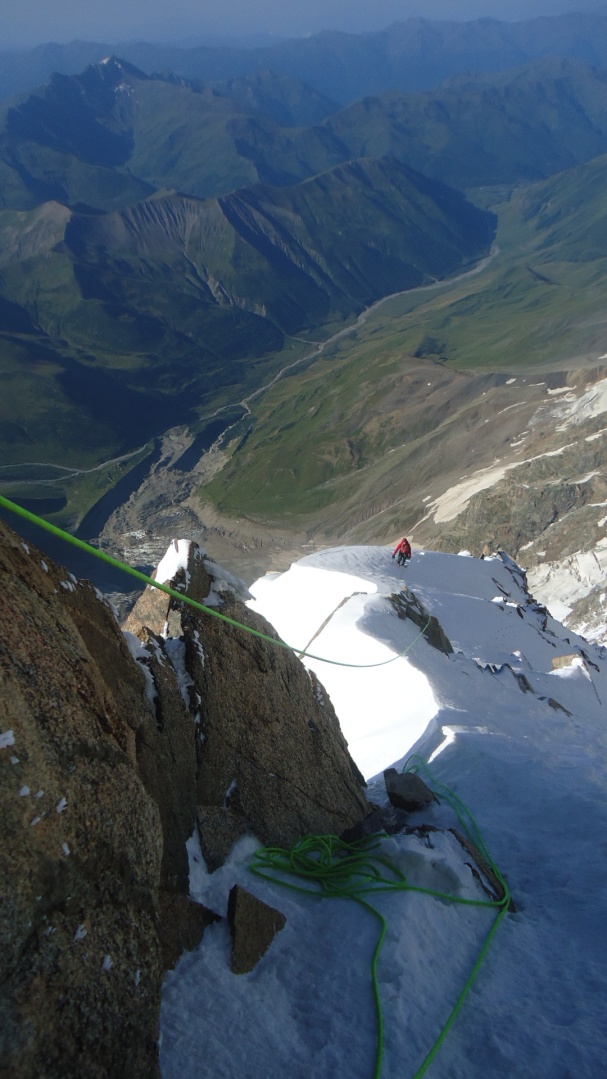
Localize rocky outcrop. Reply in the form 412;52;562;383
0;522;369;1076
124;538;370;870
227;886;286;975
158;894;219;972
391;589;454;655
0;520;164;1079
384;769;437;812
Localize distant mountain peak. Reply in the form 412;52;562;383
90;55;148;83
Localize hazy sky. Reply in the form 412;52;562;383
2;0;607;47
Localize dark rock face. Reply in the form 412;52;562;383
0;522;369;1075
125;539;370;871
227;885;286;975
0;520;163;1079
188;598;369;868
158;894;220;972
127;625;200;894
391;590;453;655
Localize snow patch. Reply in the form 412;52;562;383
549;375;607;426
429;445;571;523
186;825;211;901
122;631;158;706
223;779;238;807
154;539;192;588
249;556;437;780
527;545;607;626
161;541;607;1079
192;629;205;670
164;638;194;708
203;556;252;604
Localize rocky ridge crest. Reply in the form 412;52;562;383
0;520;368;1077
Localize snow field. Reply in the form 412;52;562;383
160;544;607;1079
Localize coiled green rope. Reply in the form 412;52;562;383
250;761;512;1079
1;498;511;1073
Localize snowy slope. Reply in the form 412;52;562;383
160;546;607;1079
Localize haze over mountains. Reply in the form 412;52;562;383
10;52;607;212
5;12;607;102
2;12;607;643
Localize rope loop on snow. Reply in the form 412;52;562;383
250;763;512;1079
0;494;429;668
1;500;512;1073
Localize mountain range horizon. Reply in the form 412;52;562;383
1;9;607;647
4;1;606;49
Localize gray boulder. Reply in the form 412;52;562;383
384;768;437;812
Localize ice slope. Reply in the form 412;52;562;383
160;545;607;1079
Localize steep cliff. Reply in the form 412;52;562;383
0;519;369;1077
122;537;369;870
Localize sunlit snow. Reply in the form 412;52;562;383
159;543;607;1079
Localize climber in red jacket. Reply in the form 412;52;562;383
392;536;412;566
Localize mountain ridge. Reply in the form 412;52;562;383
5;13;607;103
2;41;607;646
7;55;607;217
0;154;493;482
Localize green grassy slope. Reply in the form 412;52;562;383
6;56;607;215
0;156;492;486
0;60;348;210
199;153;607;526
324;58;607;190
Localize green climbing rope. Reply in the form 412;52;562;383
0;493;429;669
0;502;511;1074
250;763;511;1079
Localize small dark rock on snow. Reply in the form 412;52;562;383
383;769;437;812
227;885;286;974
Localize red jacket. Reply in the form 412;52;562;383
393;537;411;558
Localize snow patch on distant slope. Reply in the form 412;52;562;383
418;376;607;527
426;445;570;524
527;541;607;627
549;374;607;427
